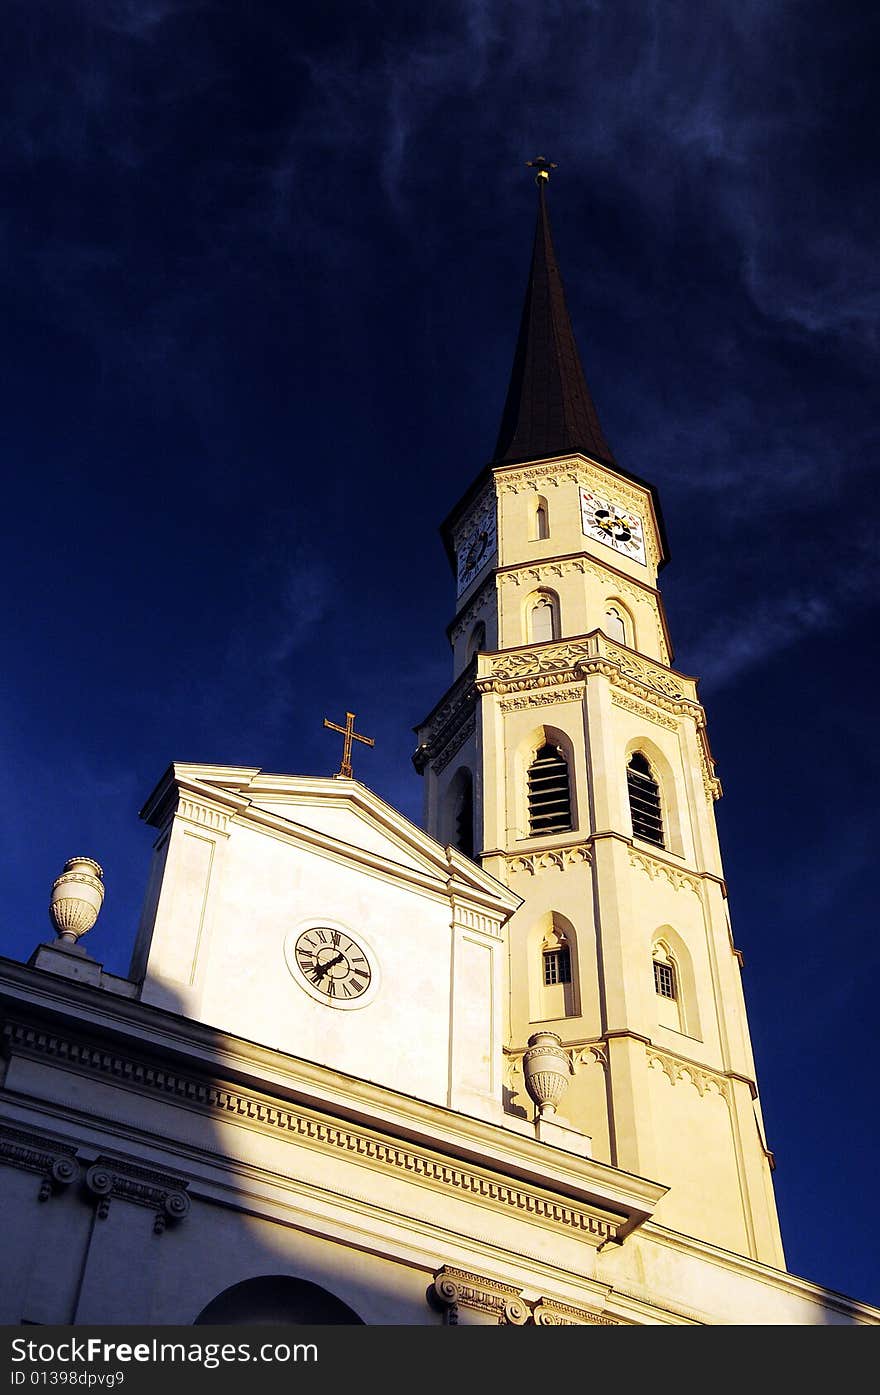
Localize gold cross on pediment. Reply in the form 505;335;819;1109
323;710;375;780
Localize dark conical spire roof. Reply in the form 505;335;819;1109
492;178;615;468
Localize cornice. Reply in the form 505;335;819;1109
635;1221;880;1325
2;1015;626;1248
0;964;667;1230
611;688;678;732
477;632;700;718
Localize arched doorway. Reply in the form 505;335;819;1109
194;1276;364;1325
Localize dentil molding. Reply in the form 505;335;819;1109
1;1020;623;1246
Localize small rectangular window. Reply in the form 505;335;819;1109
654;961;676;999
543;948;572;986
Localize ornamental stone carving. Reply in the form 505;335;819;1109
532;1299;619;1325
628;848;702;896
507;844;591;875
611;689;678;732
429;1268;619;1325
499;685;584;713
49;857;104;942
0;1121;81;1202
84;1156;191;1233
429;1267;529;1325
646;1047;731;1103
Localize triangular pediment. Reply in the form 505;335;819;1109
140;762;519;913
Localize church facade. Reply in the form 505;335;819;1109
0;169;876;1326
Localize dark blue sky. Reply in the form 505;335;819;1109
1;2;877;1307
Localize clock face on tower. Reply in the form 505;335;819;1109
456;507;497;596
579;487;647;566
284;924;379;1009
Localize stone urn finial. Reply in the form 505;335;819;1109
522;1031;571;1118
49;857;104;944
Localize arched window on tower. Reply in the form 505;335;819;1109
466;621;485;664
528;744;572;835
529;591;559;644
533;496;550;540
447;767;475;860
652;940;683;1032
538;918;578;1018
627;751;664;847
603;605;627;645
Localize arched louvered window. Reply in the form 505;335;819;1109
448;767;475;859
456;777;474;860
627;752;664;847
528;744;572;835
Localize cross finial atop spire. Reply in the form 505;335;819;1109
525;155;557;185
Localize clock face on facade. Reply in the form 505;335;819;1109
284;925;378;1009
579;487;646;566
456;507;497;596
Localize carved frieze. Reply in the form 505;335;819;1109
479;634;697;712
507;844;591;876
499;685;584;713
496;459;586;495
611;690;678;732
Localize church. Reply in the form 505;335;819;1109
0;162;876;1327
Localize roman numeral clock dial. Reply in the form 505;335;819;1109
284;925;379;1009
579;487;646;565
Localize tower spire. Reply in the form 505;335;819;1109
492;160;616;468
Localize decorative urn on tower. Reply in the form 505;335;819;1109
49;857;105;944
522;1031;571;1118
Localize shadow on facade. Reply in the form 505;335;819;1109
0;966;441;1326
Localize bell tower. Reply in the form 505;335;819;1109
414;162;785;1266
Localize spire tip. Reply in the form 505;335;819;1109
525;155;557;187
